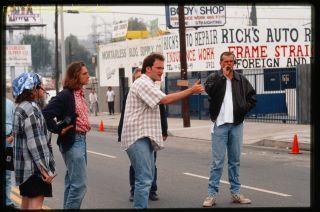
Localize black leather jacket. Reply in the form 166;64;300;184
204;70;256;124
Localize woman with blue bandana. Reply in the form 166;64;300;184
11;72;56;209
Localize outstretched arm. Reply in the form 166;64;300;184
160;80;204;105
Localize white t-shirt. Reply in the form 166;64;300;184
106;90;115;102
216;79;234;126
89;92;98;103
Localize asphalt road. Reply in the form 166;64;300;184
13;130;310;209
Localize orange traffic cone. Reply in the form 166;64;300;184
99;120;105;132
289;134;301;154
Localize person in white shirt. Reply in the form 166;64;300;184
106;87;115;115
89;89;98;116
202;52;256;207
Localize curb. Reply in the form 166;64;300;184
91;124;118;133
91;124;311;152
251;139;311;151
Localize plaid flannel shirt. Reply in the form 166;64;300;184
121;74;166;151
12;101;56;186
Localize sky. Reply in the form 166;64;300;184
5;4;312;42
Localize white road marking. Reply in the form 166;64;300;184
183;172;292;197
169;125;210;131
87;150;117;158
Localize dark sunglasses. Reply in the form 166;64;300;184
36;85;49;95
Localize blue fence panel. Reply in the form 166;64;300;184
247;93;288;116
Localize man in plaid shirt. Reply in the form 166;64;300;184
121;53;204;209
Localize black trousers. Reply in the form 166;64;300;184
108;101;114;114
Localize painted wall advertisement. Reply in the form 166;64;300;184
6;45;32;66
163;26;312;72
99;38;162;87
98;26;312;86
99;42;126;87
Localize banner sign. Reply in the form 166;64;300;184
98;26;312;85
6;45;32;66
162;26;312;71
6;6;41;24
165;5;226;28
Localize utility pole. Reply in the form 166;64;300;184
249;3;257;26
178;4;190;127
68;41;72;64
60;6;66;84
55;5;59;95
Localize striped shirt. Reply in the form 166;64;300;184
12;101;56;186
74;89;91;133
121;74;166;151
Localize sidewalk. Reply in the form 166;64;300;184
89;112;311;151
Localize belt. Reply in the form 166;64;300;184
76;131;86;135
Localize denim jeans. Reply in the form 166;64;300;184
126;137;155;209
207;122;243;196
130;151;157;195
60;134;87;209
5;141;14;206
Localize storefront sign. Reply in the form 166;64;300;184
165;5;226;28
6;45;32;66
6;5;41;24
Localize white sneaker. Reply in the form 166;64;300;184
202;196;216;207
231;194;251;204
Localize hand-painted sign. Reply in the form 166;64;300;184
162;26;312;71
6;45;32;66
98;26;312;85
112;21;128;41
6;5;41;24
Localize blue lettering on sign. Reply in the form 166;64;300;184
199;6;225;15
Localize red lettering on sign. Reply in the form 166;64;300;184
274;44;311;57
228;45;268;58
198;48;214;60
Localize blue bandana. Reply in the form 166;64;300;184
12;72;42;97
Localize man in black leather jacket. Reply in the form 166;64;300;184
202;52;256;207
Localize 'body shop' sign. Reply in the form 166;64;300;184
165;5;226;28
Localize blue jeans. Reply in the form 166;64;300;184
126;137;155;209
207;123;243;196
60;134;87;209
5;141;14;206
130;151;157;195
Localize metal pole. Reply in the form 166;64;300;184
249;3;257;26
60;6;66;86
9;30;16;81
54;5;59;95
68;41;72;64
178;4;190;127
